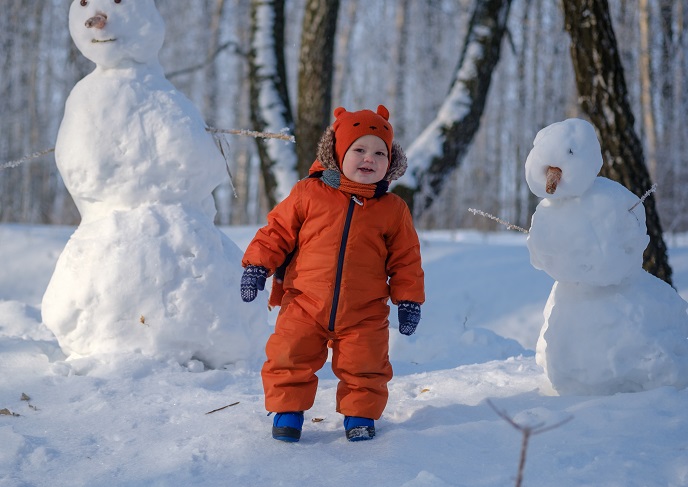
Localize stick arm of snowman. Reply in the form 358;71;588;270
468;168;657;232
628;184;657;213
0;127;295;172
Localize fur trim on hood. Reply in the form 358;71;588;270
316;126;407;183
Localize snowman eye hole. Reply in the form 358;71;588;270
114;0;122;3
80;0;88;6
568;148;574;155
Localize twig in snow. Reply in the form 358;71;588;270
468;208;529;234
21;392;39;411
205;402;240;415
487;400;573;487
628;184;657;213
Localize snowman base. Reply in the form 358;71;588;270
536;270;688;396
42;205;267;369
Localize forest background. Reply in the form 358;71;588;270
0;0;686;238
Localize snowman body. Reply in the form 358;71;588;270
42;0;267;368
56;66;222;223
526;119;688;395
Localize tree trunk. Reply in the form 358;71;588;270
333;0;358;105
295;0;339;177
393;0;512;214
248;0;298;207
203;0;226;124
562;0;673;285
638;0;658;181
389;0;411;142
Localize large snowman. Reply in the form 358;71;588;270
525;118;688;395
42;0;267;369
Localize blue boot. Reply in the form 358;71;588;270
272;412;304;442
344;416;375;441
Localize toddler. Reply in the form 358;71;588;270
241;105;425;442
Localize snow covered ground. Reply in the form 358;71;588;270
1;224;687;487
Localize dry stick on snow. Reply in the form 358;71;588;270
0;128;295;171
205;401;240;415
468;208;529;234
487;400;573;487
21;392;39;411
628;183;657;213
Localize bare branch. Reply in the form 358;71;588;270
166;41;246;80
2;127;294;172
206;127;295;143
205;401;240;415
487;400;573;487
468;208;529;234
0;148;54;171
628;183;657;213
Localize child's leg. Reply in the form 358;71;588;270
262;304;329;413
331;318;392;419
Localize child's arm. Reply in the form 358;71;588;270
386;201;425;335
386;203;425;306
242;184;304;273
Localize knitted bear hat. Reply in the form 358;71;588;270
317;105;407;183
333;105;394;165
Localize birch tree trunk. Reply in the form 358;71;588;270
203;0;226;124
638;0;657;181
390;0;411;142
333;0;358;105
393;0;512;213
563;0;673;285
295;0;339;176
248;0;298;208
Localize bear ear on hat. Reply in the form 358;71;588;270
376;105;389;120
334;106;347;118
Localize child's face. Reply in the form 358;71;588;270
341;135;389;184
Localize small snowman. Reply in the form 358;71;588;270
42;0;267;368
525;118;688;395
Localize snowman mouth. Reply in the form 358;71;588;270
91;38;117;44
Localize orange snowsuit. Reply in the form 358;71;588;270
242;163;425;419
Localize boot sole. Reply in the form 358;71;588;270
346;426;375;441
272;426;301;442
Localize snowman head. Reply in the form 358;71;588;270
525;119;603;199
69;0;165;70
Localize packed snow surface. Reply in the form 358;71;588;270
1;225;688;487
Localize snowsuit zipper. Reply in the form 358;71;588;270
328;195;361;331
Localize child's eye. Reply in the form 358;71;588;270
80;0;88;6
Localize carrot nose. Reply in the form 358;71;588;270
85;13;107;29
545;166;562;194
